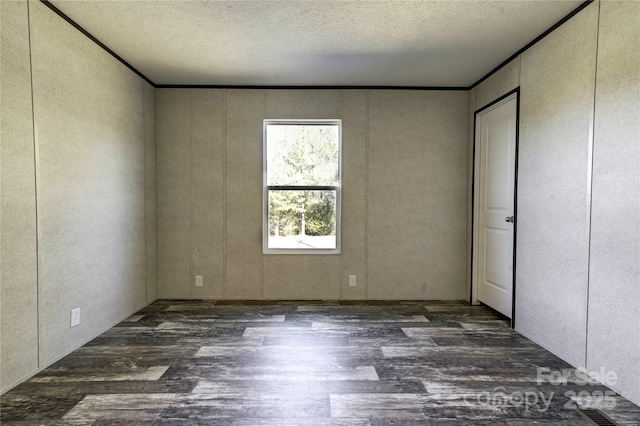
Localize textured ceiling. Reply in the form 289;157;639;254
49;0;584;87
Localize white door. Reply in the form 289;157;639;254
474;95;517;318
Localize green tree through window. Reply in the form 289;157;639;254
264;121;341;252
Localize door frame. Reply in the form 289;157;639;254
470;88;520;327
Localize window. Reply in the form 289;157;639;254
263;120;341;253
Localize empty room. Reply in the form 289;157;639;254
1;0;638;424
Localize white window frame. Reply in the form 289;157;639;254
263;119;342;254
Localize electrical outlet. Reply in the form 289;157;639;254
70;308;80;327
195;275;203;287
349;275;356;287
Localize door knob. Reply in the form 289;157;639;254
505;216;514;223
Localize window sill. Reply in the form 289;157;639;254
263;249;341;255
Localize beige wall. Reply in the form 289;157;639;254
368;91;469;299
1;0;39;393
587;0;640;407
0;1;156;393
516;1;598;368
144;82;158;303
469;0;639;406
157;89;469;300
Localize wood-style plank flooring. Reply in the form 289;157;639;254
2;300;639;425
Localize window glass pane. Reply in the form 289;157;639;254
266;124;339;186
268;189;336;249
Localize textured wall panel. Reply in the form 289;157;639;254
30;1;147;366
587;0;640;407
515;3;598;367
262;90;342;299
192;89;225;299
263;255;341;299
0;0;39;393
341;90;368;299
156;89;192;298
144;82;158;303
225;90;264;298
263;90;342;119
367;91;469;300
470;58;521;113
158;88;472;301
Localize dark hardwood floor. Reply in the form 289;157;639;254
2;300;639;425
